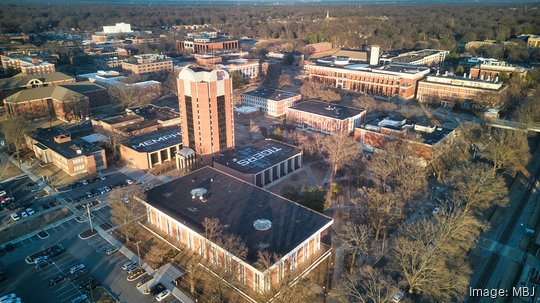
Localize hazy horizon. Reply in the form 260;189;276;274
2;0;540;4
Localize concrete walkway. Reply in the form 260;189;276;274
94;224;194;303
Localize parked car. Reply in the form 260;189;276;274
106;247;119;255
10;213;20;221
34;259;51;270
156;289;171;301
69;269;88;281
70;294;87;303
122;261;136;271
392;291;404;303
150;283;165;296
126;179;134;185
69;263;86;274
20;211;28;218
0;294;16;302
432;207;441;215
26;208;35;216
0;190;7;197
0;197;13;204
48;274;66;286
99;176;106;181
81;180;89;186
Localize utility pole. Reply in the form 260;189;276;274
135;241;141;266
86;204;93;232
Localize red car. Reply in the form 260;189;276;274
0;196;14;204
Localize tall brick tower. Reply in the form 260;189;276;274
177;65;234;164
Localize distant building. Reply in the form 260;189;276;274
304;60;430;99
528;36;540;48
469;60;528;79
416;74;506;109
354;116;456;161
177;35;239;54
177;66;234;162
91;34;108;44
305;42;333;54
380;49;449;66
4;86;90;122
140;166;333;293
214;139;303;188
119;127;182;170
286;100;366;134
102;22;132;34
77;70;161;100
26;123;107;176
242;88;301;117
121;54;173;75
0;72;75;100
1;55;56;75
465;40;498;50
221;59;259;81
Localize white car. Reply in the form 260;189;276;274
10;213;20;221
106;247;119;255
156;289;171;301
392;290;404;302
432;207;441;215
20;211;28;218
122;261;136;270
0;294;16;302
0;190;7;197
126;179;134;185
26;208;35;216
69;263;85;274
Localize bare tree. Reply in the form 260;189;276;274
514;92;540;127
249;119;260;140
278;73;294;88
335;265;397;303
108;85;153;107
392;202;479;302
341;224;371;273
1;114;28;165
365;140;427;202
479;128;530;175
109;185;146;243
300;81;341;102
355;189;402;242
321;133;362;180
447;162;508;214
102;129;127;165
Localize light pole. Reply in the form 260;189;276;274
86;204;93;232
135;241;142;266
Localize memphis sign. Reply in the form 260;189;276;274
135;131;181;148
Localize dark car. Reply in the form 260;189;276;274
77;276;97;289
34;259;51;270
49;274;66;286
150;283;165;296
49;247;65;258
0;244;15;257
69;269;88;281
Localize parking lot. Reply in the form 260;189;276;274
0;215;182;303
0;176;56;226
57;172;133;205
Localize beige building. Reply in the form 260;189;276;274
527;36;540;48
380;49;449;66
1;55;56;75
121;54;173;74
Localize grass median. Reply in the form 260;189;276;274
0;207;73;244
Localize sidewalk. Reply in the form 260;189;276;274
95;225;194;303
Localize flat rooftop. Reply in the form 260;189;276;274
27;122;103;159
362;117;454;145
215;139;302;174
144;166;332;265
389;49;445;64
125;127;182;153
288;100;365;120
127;104;179;121
243;87;300;101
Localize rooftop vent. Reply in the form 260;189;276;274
191;188;208;200
253;219;272;231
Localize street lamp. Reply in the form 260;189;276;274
86;204;93;232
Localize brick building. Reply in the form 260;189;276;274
0;72;75;100
121;54;173;75
286;100;366;134
214;139;303;188
527;36;540;48
119;127;182;170
178;66;234;162
140;166;333;293
416;74;506;109
242;88;301;117
469;60;528;80
1;55;56;75
305;42;333;54
354;117;456;162
4;86;89;122
26;123;107;176
380;49;449;66
177;36;239;54
304;61;430;99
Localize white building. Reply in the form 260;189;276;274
242;87;302;117
103;23;132;34
222;59;259;81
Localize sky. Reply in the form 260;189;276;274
2;0;538;4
